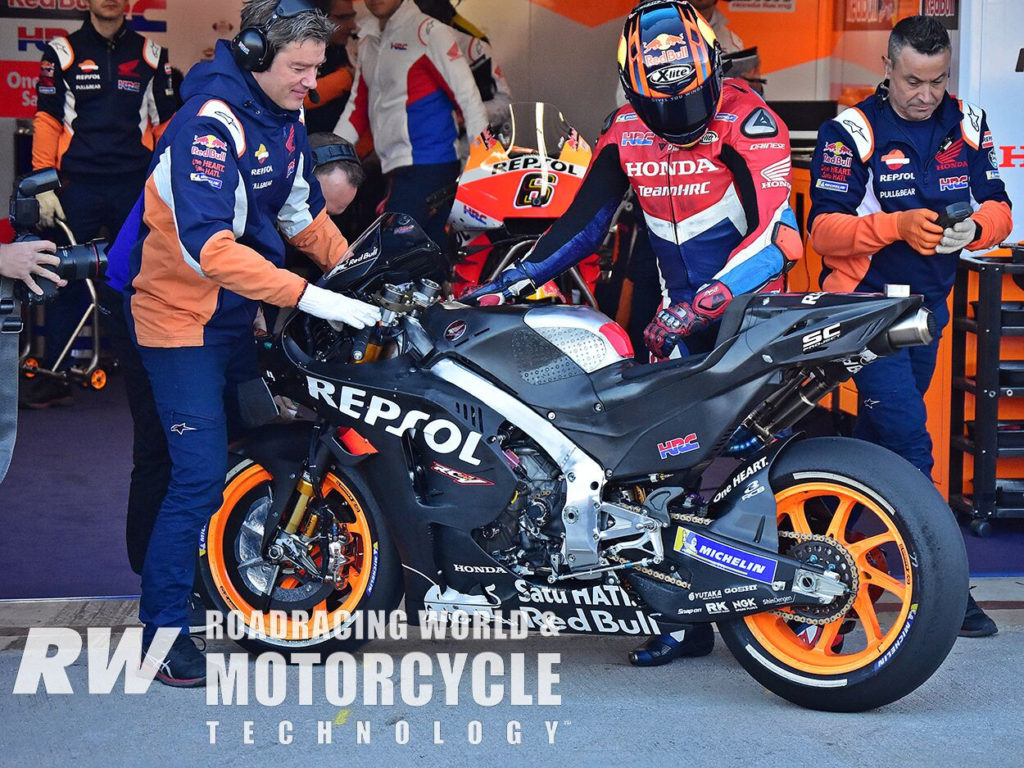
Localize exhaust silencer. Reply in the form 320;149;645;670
885;307;935;350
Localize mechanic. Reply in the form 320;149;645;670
304;0;357;134
26;0;176;408
124;0;379;687
333;0;487;256
473;0;802;665
808;15;1011;639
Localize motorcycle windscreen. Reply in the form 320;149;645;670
320;212;447;294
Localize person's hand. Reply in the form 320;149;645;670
935;218;978;254
297;284;381;329
461;264;534;306
896;209;943;254
252;305;268;336
0;240;64;296
644;302;706;359
36;190;65;229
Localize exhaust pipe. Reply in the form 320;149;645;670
884;307;935;350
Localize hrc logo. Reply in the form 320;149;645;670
18;27;70;53
621;131;654;147
658;433;699;459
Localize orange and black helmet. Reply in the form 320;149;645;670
618;0;723;146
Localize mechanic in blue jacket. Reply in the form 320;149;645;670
808;15;1012;639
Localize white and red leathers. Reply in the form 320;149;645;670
334;0;487;174
506;80;798;310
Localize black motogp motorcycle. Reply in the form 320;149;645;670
197;213;968;712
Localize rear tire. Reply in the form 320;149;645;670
717;437;968;711
197;454;403;655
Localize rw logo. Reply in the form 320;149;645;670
658;433;699;459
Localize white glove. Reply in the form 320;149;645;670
935;218;978;254
298;284;381;329
36;190;65;229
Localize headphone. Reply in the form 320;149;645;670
312;142;359;170
231;0;319;73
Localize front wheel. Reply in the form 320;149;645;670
717;437;968;712
197;454;403;655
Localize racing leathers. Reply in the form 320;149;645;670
125;40;353;644
482;79;801;357
808;86;1012;474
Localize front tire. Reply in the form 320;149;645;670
197;454;403;655
717;437;968;711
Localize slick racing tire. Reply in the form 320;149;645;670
197;454;403;655
717;437;968;712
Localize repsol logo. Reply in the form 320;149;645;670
625;158;716;177
305;377;484;466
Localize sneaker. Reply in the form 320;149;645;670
960;593;998;638
19;376;73;410
628;624;715;667
145;634;207;687
188;593;209;634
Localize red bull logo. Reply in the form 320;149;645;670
643;33;690;67
194;134;228;151
644;33;687;53
824;141;852;156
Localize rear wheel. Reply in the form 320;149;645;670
717;437;968;711
197;455;402;655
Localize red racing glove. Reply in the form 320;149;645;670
643;280;734;359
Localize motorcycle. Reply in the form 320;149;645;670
197;213;968;712
447;102;627;305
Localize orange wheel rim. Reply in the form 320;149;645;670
744;481;915;676
24;357;38;377
206;463;375;642
90;369;107;389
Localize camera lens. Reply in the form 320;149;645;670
56;240;107;281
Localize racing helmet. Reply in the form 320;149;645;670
618;0;723;147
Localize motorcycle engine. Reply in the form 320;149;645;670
474;433;566;573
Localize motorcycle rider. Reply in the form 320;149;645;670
808;15;1011;638
125;0;380;686
472;0;802;665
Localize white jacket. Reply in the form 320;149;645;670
335;0;487;174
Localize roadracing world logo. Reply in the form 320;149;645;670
11;610;565;747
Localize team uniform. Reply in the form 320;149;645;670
125;40;347;642
334;0;486;252
515;80;798;354
809;87;1012;473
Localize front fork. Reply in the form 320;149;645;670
255;421;332;611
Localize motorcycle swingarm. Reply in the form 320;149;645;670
642;524;845;623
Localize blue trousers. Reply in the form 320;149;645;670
385;161;460;259
852;328;942;477
136;336;255;642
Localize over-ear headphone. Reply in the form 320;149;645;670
231;0;319;73
312;142;359;170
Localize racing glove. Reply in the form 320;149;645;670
462;263;535;306
644;281;733;359
896;209;943;255
935;218;979;255
298;284;381;329
36;190;65;229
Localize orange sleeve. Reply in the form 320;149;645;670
152;119;171;142
286;208;348;272
200;230;308;307
305;67;353;111
969;200;1013;250
31;112;63;170
810;211;901;259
